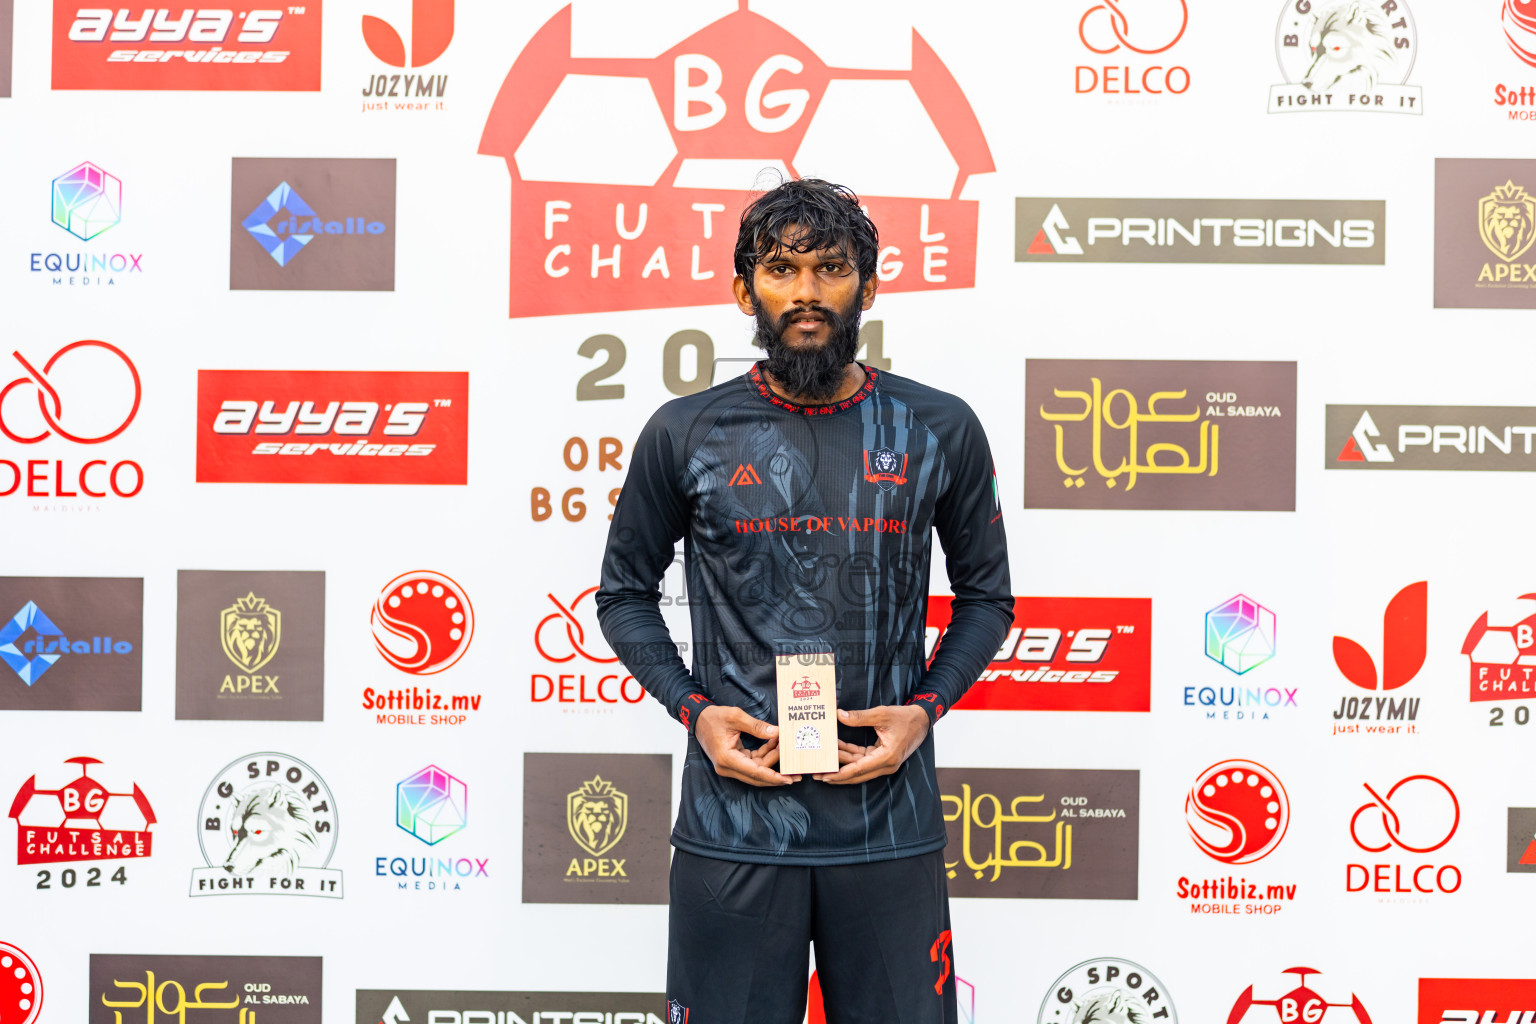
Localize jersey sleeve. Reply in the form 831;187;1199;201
595;407;716;733
907;404;1014;724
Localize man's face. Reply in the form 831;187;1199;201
733;242;877;349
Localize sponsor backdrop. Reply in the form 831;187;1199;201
2;1;1535;1023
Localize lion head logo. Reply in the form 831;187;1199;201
566;775;628;858
220;592;281;672
1480;180;1536;263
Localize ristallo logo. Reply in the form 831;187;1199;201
230;158;395;291
532;586;645;708
361;0;451;112
1076;0;1190;96
1346;775;1462;897
1332;581;1426;733
929;596;1151;712
478;3;992;317
0;942;41;1024
0;577;142;711
0;341;144;501
1419;978;1536;1024
51;4;322;91
196;369;467;485
1268;0;1421;114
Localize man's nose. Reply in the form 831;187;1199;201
788;266;822;306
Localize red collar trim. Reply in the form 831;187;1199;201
748;362;879;416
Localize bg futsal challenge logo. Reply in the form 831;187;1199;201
478;3;993;317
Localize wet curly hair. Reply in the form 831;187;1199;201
733;178;880;294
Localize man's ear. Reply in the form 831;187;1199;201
860;269;879;311
732;274;757;316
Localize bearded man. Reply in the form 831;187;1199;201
597;178;1013;1024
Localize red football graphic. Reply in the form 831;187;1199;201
0;942;43;1024
371;571;475;675
1185;759;1289;864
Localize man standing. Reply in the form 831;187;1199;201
596;178;1013;1024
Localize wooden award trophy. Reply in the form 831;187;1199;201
775;651;839;775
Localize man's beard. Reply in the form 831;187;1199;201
753;297;863;404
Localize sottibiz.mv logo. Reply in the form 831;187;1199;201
196;370;467;485
478;2;992;317
51;5;321;91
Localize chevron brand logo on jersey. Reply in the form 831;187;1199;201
864;447;908;490
728;463;761;486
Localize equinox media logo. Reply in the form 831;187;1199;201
52;162;120;240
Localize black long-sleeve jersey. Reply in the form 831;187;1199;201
596;363;1014;865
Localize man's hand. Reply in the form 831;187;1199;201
815;705;931;785
694;705;797;787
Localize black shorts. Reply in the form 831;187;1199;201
666;847;957;1024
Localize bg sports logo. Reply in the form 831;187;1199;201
195;370;467;485
928;596;1151;712
478;3;992;317
52;4;322;91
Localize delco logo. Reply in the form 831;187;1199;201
195;369;467;485
52;5;322;91
478;3;993;317
928;596;1151;712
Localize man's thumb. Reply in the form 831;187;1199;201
837;707;869;726
736;711;778;739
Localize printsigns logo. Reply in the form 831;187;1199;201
0;343;144;493
523;752;669;904
1435;159;1536;308
176;571;325;721
9;757;155;866
195;369;467;485
1024;360;1297;511
356;991;667;1024
1508;808;1536;872
90;954;322;1024
1332;583;1426;732
0;942;41;1024
1207;595;1277;674
230;158;395;291
1016;198;1384;264
1326;405;1536;471
931;596;1151;712
1347;776;1462;897
1418;978;1536;1024
1185;760;1288;864
398;765;466;845
1462;595;1536;702
52;162;121;240
939;767;1138;899
191;752;342;898
52;5;322;92
1269;0;1420;114
372;571;473;675
1039;959;1177;1024
1229;970;1371;1024
0;577;142;710
478;4;992;317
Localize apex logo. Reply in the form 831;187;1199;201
1334;582;1427;692
1025;204;1082;256
728;463;761;486
1337;411;1393;463
362;0;452;68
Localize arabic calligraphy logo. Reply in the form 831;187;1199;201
567;775;627;858
1505;0;1536;67
0;941;42;1024
0;341;141;445
1041;377;1217;491
1336;410;1393;463
219;593;281;673
51;161;122;241
1332;581;1427;692
1479;181;1536;264
1185;759;1289;864
942;782;1071;882
1080;0;1188;54
1038;958;1178;1024
1350;775;1459;854
371;570;474;675
1205;595;1277;675
362;0;454;68
534;586;618;664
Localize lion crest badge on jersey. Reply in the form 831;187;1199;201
863;447;909;491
